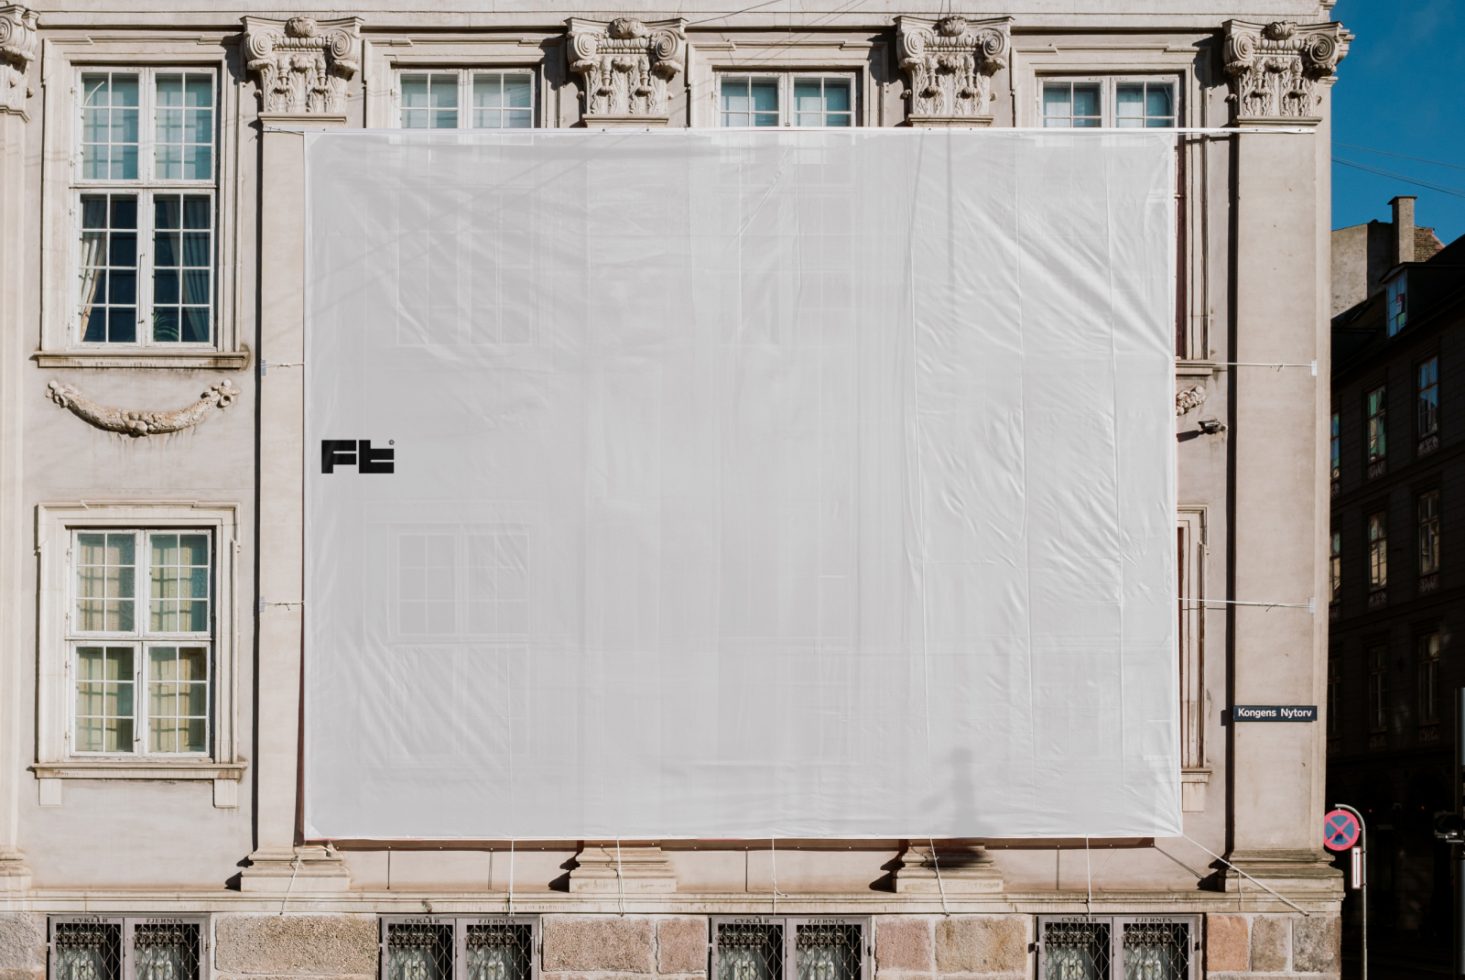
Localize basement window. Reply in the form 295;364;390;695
1037;916;1198;980
712;918;869;980
381;916;537;980
50;917;206;980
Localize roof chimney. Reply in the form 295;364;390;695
1391;195;1416;265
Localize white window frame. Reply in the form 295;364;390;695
712;916;871;980
716;72;857;128
36;38;246;368
380;915;539;980
35;503;243;808
1418;489;1441;578
66;528;214;758
49;915;208;979
393;68;538;130
72;67;218;349
1036;75;1180;128
1036;916;1198;980
1417;355;1440;447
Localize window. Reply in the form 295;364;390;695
381;916;536;980
719;75;854;127
398;71;535;129
1387;273;1407;337
35;504;242;806
1037;917;1196;980
1418;490;1441;578
68;530;211;755
1041;79;1178;128
76;69;217;346
1368;512;1388;592
1417;357;1439;450
1368;645;1389;734
50;917;205;980
1176;509;1208;810
1365;385;1387;471
1330;530;1342;604
1419;631;1442;727
1330;411;1341;483
713;918;868;980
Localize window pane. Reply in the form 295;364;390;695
466;923;534;980
716;923;782;980
505;75;532;108
401;73;458;129
1042;921;1109;980
80;72;140;180
53;920;123;980
152;195;213;343
795;923;862;980
79;193;141;344
134;922;202;979
76;531;136;631
74;645;135;753
1071;84;1100;119
147;645;209;753
150;531;210;632
385;922;455;980
1122;921;1189;980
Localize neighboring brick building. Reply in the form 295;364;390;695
1328;198;1462;979
0;2;1349;977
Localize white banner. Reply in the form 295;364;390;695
303;130;1179;840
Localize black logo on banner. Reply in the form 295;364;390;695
321;439;395;474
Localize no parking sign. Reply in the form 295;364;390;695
1324;808;1361;852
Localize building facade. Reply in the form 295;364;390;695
1328;198;1460;979
0;1;1348;976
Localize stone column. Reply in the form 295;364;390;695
238;14;361;892
0;3;38;895
566;17;686;127
895;16;1010;127
1223;18;1348;896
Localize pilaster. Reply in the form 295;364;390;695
0;3;35;897
568;844;677;894
891;842;1003;895
237;13;359;892
566;17;686;127
1223;17;1347;899
895;16;1010;127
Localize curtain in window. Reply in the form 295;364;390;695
135;945;187;980
77;228;106;330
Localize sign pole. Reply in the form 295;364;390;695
1334;802;1367;980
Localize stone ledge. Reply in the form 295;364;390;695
32;349;252;370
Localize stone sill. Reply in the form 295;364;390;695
1175;360;1217;377
31;760;245;780
32;760;246;809
33;348;252;370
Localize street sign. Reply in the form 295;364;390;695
1324;808;1362;851
1350;846;1364;890
1231;704;1318;722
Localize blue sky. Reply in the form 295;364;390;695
1331;0;1465;243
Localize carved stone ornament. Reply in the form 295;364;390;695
896;16;1011;124
567;17;687;122
242;15;362;116
1176;384;1207;416
0;5;39;116
47;379;240;436
1223;20;1349;122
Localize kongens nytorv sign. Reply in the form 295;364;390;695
1232;704;1318;722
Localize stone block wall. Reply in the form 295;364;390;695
542;915;708;980
0;913;45;980
214;914;380;980
875;915;1031;980
1205;913;1341;979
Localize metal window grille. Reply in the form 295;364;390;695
1038;917;1197;980
713;918;868;980
382;916;538;980
50;916;205;980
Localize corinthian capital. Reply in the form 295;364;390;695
0;5;39;116
567;16;687;125
242;15;363;117
1223;20;1350;124
896;15;1011;126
